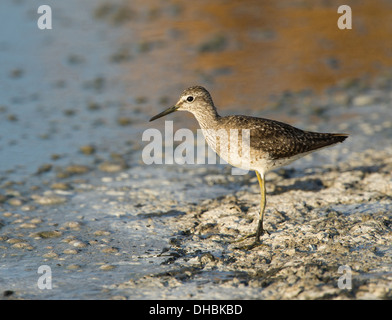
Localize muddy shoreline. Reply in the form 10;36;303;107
1;72;392;299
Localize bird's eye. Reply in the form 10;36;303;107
186;96;194;102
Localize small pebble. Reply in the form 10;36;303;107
99;264;116;271
87;101;101;111
3;290;14;297
98;161;127;173
66;264;81;270
12;242;33;250
43;251;58;259
352;94;375;106
51;154;61;160
94;230;111;236
30;218;43;224
63;109;76;116
36;164;52;175
69;240;87;248
116;117;133;126
7;238;25;244
63;221;81;229
50;183;72;190
63;249;78;255
65;165;90;175
33;195;67;205
7;198;23;206
19;223;37;229
101;247;119;253
21;205;36;211
80;145;96;155
7;114;18;121
0;195;7;203
33;230;62;239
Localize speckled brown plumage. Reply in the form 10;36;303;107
149;85;349;247
216;115;348;160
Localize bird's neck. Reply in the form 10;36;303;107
192;105;220;129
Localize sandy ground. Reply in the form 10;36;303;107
1;0;392;299
1;73;391;299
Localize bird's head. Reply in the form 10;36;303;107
149;86;216;122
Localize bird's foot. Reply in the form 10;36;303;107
233;238;268;250
229;232;257;244
229;229;269;250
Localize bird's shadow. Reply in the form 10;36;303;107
269;162;386;196
271;177;325;195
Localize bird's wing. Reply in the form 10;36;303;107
218;115;348;159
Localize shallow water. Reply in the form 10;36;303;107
2;0;392;178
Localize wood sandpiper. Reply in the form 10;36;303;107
149;86;348;248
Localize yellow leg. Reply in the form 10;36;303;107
254;171;266;242
231;170;268;247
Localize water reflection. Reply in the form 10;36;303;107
119;0;392;108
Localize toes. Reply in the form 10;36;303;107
229;233;256;244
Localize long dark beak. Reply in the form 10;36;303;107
149;105;180;122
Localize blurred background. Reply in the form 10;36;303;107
1;0;392;179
